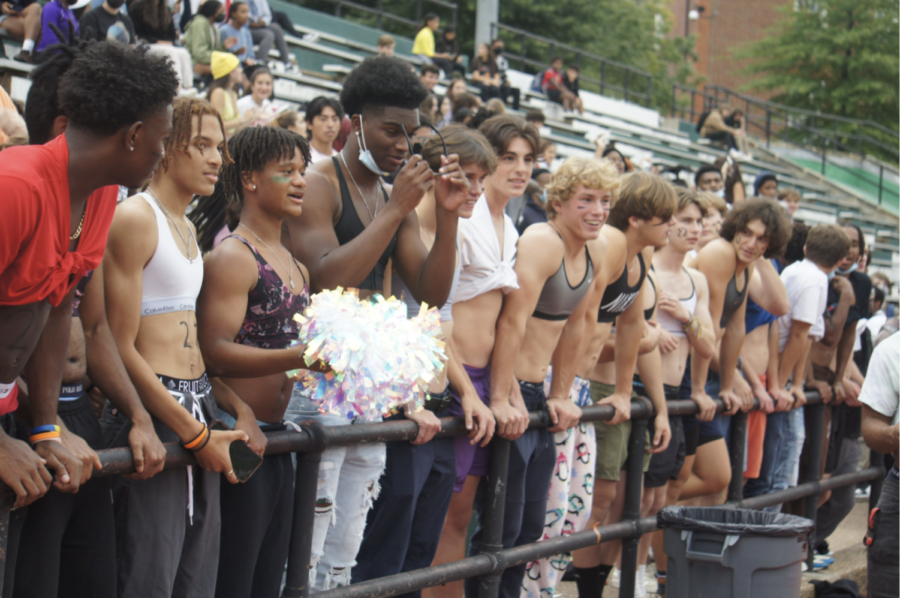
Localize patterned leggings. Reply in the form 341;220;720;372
522;373;596;598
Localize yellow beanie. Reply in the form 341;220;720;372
211;51;240;80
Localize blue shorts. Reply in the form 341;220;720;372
680;358;726;441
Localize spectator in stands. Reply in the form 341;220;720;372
778;188;801;219
696;191;727;252
698;104;748;158
860;330;899;598
272;109;304;135
377;33;395;57
79;0;134;44
602;146;629;174
694;163;724;196
36;0;78;52
542;56;579;112
207;51;256;136
198;125;311;598
304;95;342;163
470;43;502;103
514;168;551;234
130;0;197;95
1;0;41;63
489;38;520;111
411;12;440;64
537;140;555;170
0;44;177;582
420;93;437;122
452;107;472;126
436;94;452;128
447;76;467;101
714;155;747;205
433;25;465;77
246;0;299;70
485;97;505;115
420;63;441;91
183;0;237;76
237;67;281;126
753;171;778;200
526;109;545;128
561;65;584;114
285;56;464;591
453;91;481;113
0;85;27;147
219;1;258;68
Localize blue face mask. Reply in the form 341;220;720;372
827;270;837;281
837;262;858;275
538;189;547;204
356;114;391;176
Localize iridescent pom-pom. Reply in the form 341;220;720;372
288;288;447;420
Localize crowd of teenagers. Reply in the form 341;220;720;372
0;37;898;598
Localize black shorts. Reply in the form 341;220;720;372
546;88;563;104
645;386;686;488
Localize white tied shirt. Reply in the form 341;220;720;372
454;193;519;303
778;258;828;352
859;332;900;426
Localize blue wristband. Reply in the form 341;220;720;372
30;424;61;436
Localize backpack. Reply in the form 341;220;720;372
530;70;547;93
695;111;710;133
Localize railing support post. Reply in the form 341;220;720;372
623;69;630;103
619;400;650;598
283;421;328;598
0;507;8;596
821;138;827;175
802;402;825;571
766;110;771;148
878;165;884;206
727;410;748;503
476;438;511;598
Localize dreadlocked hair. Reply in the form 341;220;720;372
189;181;229;254
160;97;231;171
25;22;88;145
221;126;311;231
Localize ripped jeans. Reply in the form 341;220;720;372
286;386;386;592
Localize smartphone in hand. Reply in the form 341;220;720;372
209;420;264;483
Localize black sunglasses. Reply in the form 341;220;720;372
404;125;451;175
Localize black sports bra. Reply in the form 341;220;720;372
332;156;396;291
644;275;656;321
720;269;749;328
597;253;646;323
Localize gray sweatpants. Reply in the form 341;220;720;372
867;469;899;598
251;23;290;64
814;437;862;546
102;387;221;598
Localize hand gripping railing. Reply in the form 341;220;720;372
0;391;886;598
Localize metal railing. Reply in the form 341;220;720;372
0;391;885;598
490;23;654;108
298;0;457;37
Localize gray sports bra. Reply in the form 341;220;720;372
720;268;749;327
532;243;593;321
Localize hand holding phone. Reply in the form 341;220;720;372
209;420;264;482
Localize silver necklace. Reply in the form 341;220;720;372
147;188;197;263
239;223;296;289
340;150;379;221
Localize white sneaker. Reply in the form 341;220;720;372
636;569;647;598
178;87;199;98
609;567;620;588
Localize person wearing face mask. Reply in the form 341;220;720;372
353;125;499;590
183;0;238;76
515;167;550;235
35;0;79;52
284;56;469;591
79;0;135;44
489;38;520;110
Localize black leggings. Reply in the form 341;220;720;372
704;131;738;150
216;441;294;598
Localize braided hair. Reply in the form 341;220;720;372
221;126;311;231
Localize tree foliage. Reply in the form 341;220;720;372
739;0;899;133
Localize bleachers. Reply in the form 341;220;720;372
1;0;897;299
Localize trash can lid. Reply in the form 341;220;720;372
658;506;815;537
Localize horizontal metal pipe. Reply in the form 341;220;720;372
316;466;883;598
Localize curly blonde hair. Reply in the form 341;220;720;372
545;157;620;220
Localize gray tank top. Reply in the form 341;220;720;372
532;244;593;321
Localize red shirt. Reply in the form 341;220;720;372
542;67;562;92
0;135;118;308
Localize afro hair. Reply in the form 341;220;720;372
340;56;429;117
58;41;178;137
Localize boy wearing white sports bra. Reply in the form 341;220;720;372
429;115;540;598
103;99;248;598
643;188;717;597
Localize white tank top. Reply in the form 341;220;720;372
139;193;204;317
656;268;698;338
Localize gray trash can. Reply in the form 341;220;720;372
658;506;814;598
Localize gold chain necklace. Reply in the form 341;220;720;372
70;208;86;241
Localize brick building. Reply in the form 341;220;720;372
669;0;792;95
